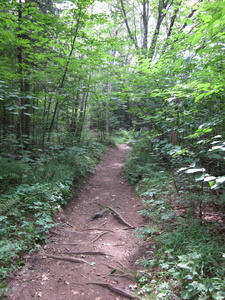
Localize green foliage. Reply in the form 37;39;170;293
113;129;135;145
126;138;225;299
148;223;225;300
0;141;106;295
125;139;163;185
0;158;24;191
1;0;225;297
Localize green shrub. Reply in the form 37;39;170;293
126;138;225;299
113;129;135;144
0;157;24;191
0;141;107;295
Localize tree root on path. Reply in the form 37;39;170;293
90;205;135;228
86;282;139;299
92;231;108;242
106;206;135;229
82;228;115;233
46;255;91;265
62;251;112;256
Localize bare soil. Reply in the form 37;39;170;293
7;144;144;300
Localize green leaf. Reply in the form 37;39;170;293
204;176;216;182
211;176;225;189
195;174;205;182
186;168;205;174
192;32;204;45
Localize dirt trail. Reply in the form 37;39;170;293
7;144;144;300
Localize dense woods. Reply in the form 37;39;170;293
1;0;225;299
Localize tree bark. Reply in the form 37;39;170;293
48;6;86;139
120;0;138;50
17;0;31;145
141;0;149;51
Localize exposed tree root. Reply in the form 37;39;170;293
81;228;115;233
62;251;111;256
107;206;135;228
46;255;91;265
86;282;139;299
92;231;108;242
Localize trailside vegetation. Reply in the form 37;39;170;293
0;0;225;298
0;139;106;296
125;138;225;299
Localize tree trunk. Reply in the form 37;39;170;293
17;0;30;146
141;0;149;52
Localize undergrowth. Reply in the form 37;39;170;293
0;141;106;297
125;138;225;300
113;129;136;145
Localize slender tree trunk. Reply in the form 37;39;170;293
17;0;30;147
75;90;89;141
148;0;167;61
141;0;149;52
120;0;138;50
48;7;86;139
106;82;112;136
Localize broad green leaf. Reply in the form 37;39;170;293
186;168;205;174
204;176;216;182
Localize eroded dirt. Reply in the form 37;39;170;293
7;144;144;300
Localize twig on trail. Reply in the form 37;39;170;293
81;228;114;233
106;206;135;228
62;251;111;256
62;243;78;246
86;282;138;299
49;230;61;235
102;262;118;270
101;219;108;226
92;231;108;243
46;255;91;265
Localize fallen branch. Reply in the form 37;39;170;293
107;206;135;228
46;255;91;265
63;251;111;256
86;282;138;299
92;231;108;243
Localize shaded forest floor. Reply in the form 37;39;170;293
7;144;144;300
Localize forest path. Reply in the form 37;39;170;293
8;144;144;300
